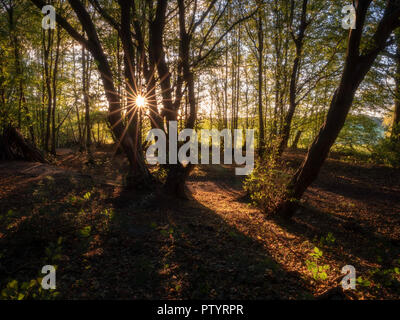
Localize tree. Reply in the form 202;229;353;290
392;31;400;142
31;0;151;186
278;0;309;155
256;0;265;155
276;0;400;218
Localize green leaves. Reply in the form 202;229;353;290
44;237;63;263
83;192;92;201
305;247;330;281
357;276;371;287
243;146;294;212
309;247;323;259
79;226;92;238
1;278;59;300
318;232;336;247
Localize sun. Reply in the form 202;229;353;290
135;95;147;108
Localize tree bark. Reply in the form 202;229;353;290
163;0;195;198
118;0;152;186
82;43;93;162
43;27;53;153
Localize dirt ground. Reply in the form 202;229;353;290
0;147;399;299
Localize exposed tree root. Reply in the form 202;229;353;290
0;126;46;163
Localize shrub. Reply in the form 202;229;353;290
372;138;400;167
244;148;292;212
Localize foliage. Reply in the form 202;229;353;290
244;148;292;212
316;232;336;247
79;226;92;238
0;278;59;300
372;138;400;167
356;264;400;291
305;247;330;281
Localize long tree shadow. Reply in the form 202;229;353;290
1;161;311;299
279;152;400;263
98;190;313;299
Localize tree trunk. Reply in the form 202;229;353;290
278;0;308;155
31;0;153;187
0;126;46;162
118;0;152;187
392;33;400;142
257;5;265;155
291;130;302;150
72;45;83;149
163;0;195;199
82;44;93;163
51;27;61;155
43;27;53;153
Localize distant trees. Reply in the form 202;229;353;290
336;114;382;152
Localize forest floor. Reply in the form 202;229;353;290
0;147;400;299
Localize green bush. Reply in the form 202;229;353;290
372;138;400;167
244;149;292;212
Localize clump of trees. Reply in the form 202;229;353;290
1;0;399;213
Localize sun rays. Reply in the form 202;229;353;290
135;95;147;108
103;65;163;157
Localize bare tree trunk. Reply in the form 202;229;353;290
118;0;152;186
224;40;228;129
72;45;83;149
164;0;196;198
